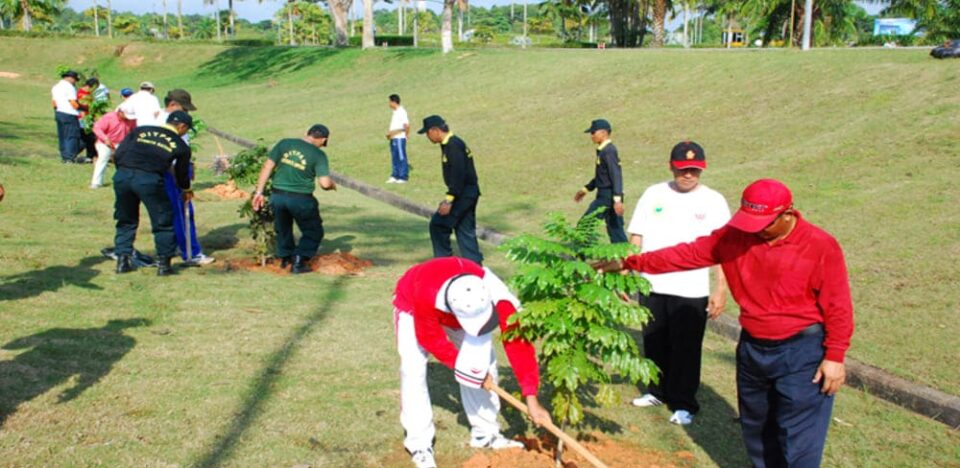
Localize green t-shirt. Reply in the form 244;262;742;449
268;138;330;194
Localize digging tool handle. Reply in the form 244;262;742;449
489;383;609;468
183;200;191;262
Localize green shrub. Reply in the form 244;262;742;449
501;211;658;431
225;144;275;266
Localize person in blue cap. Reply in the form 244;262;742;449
573;118;627;243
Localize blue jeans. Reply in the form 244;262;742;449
163;172;202;260
390;138;409;180
55;111;81;162
737;328;834;468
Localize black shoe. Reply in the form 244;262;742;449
157;257;176;276
279;256;293;269
116;254;135;274
291;255;312;274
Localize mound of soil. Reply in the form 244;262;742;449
205;181;249;200
462;433;684;468
223;252;372;276
0;72;20;79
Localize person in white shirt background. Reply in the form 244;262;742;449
386;93;410;184
120;81;162;127
626;140;731;426
51;70;82;163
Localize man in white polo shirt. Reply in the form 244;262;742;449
385;93;410;183
626;141;730;425
51;70;82;163
120;81;162;127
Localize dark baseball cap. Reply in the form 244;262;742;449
417;115;446;134
166;110;194;129
585;119;612;134
670;141;706;170
307;124;330;138
727;179;793;233
61;70;79;79
166;89;197;111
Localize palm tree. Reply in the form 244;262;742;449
106;0;112;37
362;0;375;48
652;0;673;46
441;0;454;53
329;0;353;47
177;0;183;39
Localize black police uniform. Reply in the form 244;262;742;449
583;141;627;243
112;125;191;263
429;134;483;265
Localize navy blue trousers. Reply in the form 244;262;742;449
737;330;834;468
390;138;409;181
55;111;81;162
583;189;627;243
429;195;482;265
113;168;176;258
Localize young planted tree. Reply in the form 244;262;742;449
501;211;659;459
225;145;275;266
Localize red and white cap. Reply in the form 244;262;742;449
454;333;494;389
727;179;793;233
440;274;497;337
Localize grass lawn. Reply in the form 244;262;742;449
0;154;957;466
0;36;958;465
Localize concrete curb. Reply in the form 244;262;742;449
207;125;960;430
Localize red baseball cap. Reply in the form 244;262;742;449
670;141;706;170
727;179;793;233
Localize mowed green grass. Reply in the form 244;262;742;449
0;37;958;465
0;152;957;466
4;36;954;394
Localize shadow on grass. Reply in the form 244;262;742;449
0;318;150;429
320;206;430;266
193;276;349;468
0;119;51;143
683;384;748;467
199;223;244;255
196;46;344;81
0;256;106;302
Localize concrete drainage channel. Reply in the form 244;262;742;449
208;126;960;430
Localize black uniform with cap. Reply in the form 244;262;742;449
112;111;193;275
418;115;484;265
581;119;627;243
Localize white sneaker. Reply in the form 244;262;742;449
631;394;664;407
410;447;436;468
90;184;100;189
470;433;524;450
386;177;398;183
669;409;694;425
395;179;407;184
185;254;216;265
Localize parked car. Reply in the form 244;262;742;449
931;39;960;59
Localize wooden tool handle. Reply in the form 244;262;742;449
489;383;610;468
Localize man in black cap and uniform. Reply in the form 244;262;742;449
418;115;483;265
113;111;194;276
574;118;627;243
252;124;337;274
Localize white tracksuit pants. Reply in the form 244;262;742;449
91;141;113;187
395;309;501;453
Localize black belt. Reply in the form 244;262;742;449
741;323;823;347
272;188;314;198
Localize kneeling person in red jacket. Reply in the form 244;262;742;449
393;257;551;468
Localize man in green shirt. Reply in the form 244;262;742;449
252;124;337;274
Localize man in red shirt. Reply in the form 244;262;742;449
600;179;853;468
393;257;551;468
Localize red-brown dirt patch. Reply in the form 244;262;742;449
222;253;372;276
204;181;249;200
462;433;684;468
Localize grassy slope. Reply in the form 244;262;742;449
0;37;958;465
